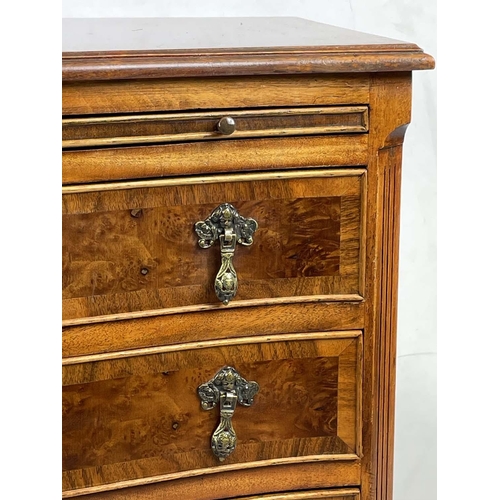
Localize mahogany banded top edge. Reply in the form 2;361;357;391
62;17;435;81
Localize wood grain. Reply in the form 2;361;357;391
62;333;362;492
359;73;413;500
62;135;368;184
374;146;402;500
63;331;361;382
62;169;365;195
62;106;368;149
61;18;421;54
63;462;361;499
235;489;360;500
62;296;363;327
62;172;364;320
61;16;433;84
61;17;434;499
63;52;434;81
62;74;370;115
62;301;365;358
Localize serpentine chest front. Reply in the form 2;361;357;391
62;16;434;500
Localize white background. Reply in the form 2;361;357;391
61;2;437;499
7;2;500;499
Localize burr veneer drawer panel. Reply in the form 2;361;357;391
62;331;362;496
62;169;366;321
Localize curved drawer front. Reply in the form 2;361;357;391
62;331;362;495
62;169;365;321
75;487;361;500
237;490;360;500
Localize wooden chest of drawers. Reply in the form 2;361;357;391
62;17;434;500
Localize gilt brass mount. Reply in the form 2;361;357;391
198;366;259;461
194;203;258;305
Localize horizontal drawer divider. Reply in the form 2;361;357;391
62;134;368;184
62;294;365;328
62;167;366;194
62;330;362;366
62;455;360;498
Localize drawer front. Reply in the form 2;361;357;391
236;489;360;500
63;106;368;148
62;169;365;321
62;331;362;494
69;481;361;500
62;74;370;116
62;135;368;184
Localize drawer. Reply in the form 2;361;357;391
77;487;361;500
62;135;368;184
62;74;370;116
62;169;366;321
62;106;368;148
62;330;362;495
235;489;360;500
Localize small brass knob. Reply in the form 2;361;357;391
217;116;236;135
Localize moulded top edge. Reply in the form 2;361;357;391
62;17;435;81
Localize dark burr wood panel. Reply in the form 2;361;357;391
62;332;362;494
62;171;365;321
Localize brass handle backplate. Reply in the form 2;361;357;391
198;366;259;461
194;203;258;305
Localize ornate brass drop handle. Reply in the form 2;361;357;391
198;366;259;461
194;203;258;305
